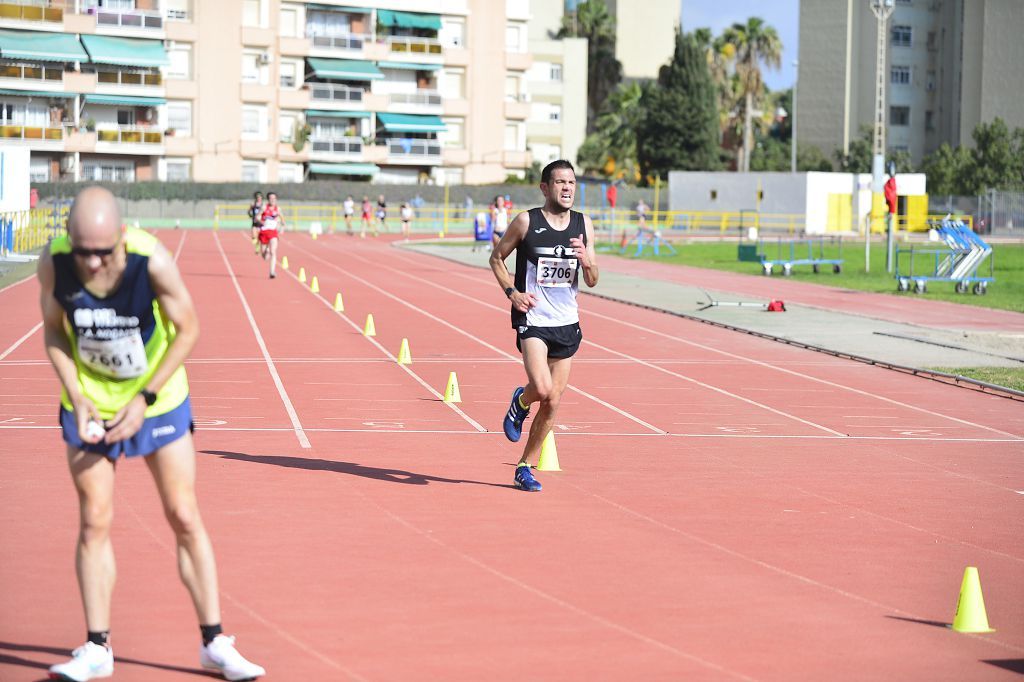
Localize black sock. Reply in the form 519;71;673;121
87;630;109;647
200;623;223;646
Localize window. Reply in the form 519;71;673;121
550;63;562;82
241;105;267;139
165;158;191;181
242;0;263;27
439;68;464;99
164;0;189;21
306;10;350;36
890;106;910;126
166;101;191;135
925;110;934;131
0;100;47;126
241;160;264;183
279;60;298;88
505;24;522;52
892;25;912;47
549;104;561;122
278;112;297;142
890;65;910;85
116;109;135;126
440;17;465;48
82;160;134;182
504;123;521;151
504;75;521;102
278;163;302;183
279;6;299;37
166;43;191;79
241;51;264;84
30;157;50;182
439;117;463;148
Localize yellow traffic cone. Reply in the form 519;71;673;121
281;256;289;270
952;566;995;633
443;372;461;403
363;314;376;337
536;430;561;471
310;276;320;293
312;232;318;240
397;338;412;364
333;292;344;312
298;267;306;283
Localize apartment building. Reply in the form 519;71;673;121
0;0;533;185
797;0;1024;166
606;0;678;81
524;0;586;168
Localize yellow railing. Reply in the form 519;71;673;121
213;202;464;233
96;127;163;144
0;1;63;23
0;206;68;255
590;209;806;236
0;124;63;140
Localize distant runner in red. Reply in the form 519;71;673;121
258;191;284;279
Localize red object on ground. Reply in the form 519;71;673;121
884;176;898;214
766;299;786;312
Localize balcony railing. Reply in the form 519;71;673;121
93;69;163;87
385;36;442;55
309;82;363;104
0;122;63;140
0;62;63;82
0;1;63;23
92;7;163;30
96;126;162;144
385;137;441;157
389;90;442;107
310;136;362;155
308;32;369;51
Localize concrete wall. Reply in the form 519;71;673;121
668;172;807;215
0;148;31;213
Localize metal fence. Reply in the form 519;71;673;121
0;205;69;256
929;191;1024;235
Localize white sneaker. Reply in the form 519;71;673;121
48;642;113;681
200;634;266;681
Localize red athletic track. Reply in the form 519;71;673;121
600;256;1024;332
0;229;1021;682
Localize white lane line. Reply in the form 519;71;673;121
172;229;188;262
291;241;667;435
0;322;42;362
399;254;1024;440
213;232;311;448
0;271;35;294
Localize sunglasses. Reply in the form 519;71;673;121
71;244;119;258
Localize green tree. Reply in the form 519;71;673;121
576;81;646;179
967;117;1024;192
749;136;790;171
721;17;782;171
636;30;721;178
834;126;913;174
920;143;971;195
558;0;622;134
797;145;834;172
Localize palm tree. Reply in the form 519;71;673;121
558;0;622;133
721;17;782;171
577;81;645;179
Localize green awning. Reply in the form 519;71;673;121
307;57;383;81
306;4;367;12
0;29;88;62
0;89;76;98
81;34;168;68
377;10;441;30
305;110;371;119
84;94;166;106
376;112;445;133
309;162;379;176
378;61;441;71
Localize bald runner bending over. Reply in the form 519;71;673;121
39;187;264;682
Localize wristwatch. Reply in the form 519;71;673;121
504;287;516;298
140;389;157;406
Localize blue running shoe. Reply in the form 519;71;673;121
503;387;530;442
514;464;542;492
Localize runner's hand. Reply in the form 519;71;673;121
72;396;103;444
510;291;536;313
103;394;147;443
570;236;590;267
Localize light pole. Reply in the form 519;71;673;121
790;60;798;173
869;0;895;271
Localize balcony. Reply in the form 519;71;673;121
309;135;362;156
309;32;369;52
385;36;442;57
93;69;163;88
0;122;63;141
504;99;530;120
309;82;363;105
389;90;442;108
0;62;63;84
385;136;441;160
91;6;163;31
96;125;162;145
0;1;63;24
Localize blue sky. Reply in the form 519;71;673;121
680;0;800;91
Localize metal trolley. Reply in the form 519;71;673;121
895;217;994;294
755;236;844;276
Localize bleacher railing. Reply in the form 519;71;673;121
0;205;68;256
